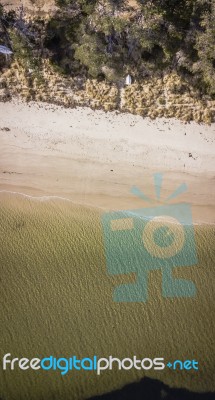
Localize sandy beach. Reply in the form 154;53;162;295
0;99;215;223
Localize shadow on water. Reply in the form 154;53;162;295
88;377;215;400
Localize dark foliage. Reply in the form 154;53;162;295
88;376;215;400
41;0;215;95
1;0;214;95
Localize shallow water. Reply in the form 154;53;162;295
0;193;215;400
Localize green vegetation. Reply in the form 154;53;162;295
0;0;214;116
43;0;214;96
0;0;214;95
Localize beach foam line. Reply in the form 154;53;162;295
0;190;106;211
0;190;214;226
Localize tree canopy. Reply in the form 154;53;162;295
1;0;214;95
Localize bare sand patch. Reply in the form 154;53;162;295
0;100;214;223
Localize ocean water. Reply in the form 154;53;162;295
0;193;215;400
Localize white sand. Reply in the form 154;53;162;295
0;99;215;223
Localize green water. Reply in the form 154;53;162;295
0;194;215;400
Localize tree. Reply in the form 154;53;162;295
194;1;215;94
74;33;107;77
48;0;214;91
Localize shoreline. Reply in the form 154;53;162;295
0;99;214;224
0;190;214;227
